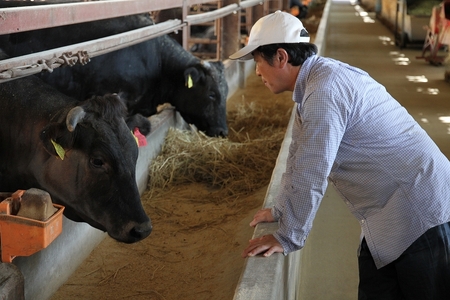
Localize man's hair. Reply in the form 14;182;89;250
255;42;318;66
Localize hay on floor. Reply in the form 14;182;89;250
145;101;292;204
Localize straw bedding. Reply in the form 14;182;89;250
146;103;288;202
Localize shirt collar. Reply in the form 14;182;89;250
293;54;318;104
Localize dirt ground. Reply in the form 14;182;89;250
50;4;323;300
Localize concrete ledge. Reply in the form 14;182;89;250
0;263;24;300
233;107;300;300
135;109;189;194
315;0;331;57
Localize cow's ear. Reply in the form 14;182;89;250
125;114;151;136
40;123;71;160
40;105;85;159
184;66;205;88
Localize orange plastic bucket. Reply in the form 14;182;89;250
0;202;64;263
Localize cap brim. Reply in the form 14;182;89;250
229;44;259;60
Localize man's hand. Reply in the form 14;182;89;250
241;234;283;258
242;208;283;257
249;208;275;227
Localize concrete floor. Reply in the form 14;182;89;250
298;1;450;299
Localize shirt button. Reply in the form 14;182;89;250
361;220;365;224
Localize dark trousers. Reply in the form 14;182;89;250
358;222;450;300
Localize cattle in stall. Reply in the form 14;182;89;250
153;8;218;59
0;50;152;243
3;10;229;137
190;26;218;55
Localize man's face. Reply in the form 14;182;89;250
254;52;288;94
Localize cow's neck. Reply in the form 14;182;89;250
159;35;200;68
156;35;200;105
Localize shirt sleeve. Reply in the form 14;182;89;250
273;88;348;254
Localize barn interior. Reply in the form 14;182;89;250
1;0;450;299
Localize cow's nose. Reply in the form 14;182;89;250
219;128;228;137
209;127;228;137
130;221;152;240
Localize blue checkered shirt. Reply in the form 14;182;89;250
272;55;450;268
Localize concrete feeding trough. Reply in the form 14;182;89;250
0;189;64;263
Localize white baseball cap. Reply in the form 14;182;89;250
229;10;310;60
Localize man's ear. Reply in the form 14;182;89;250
276;48;289;67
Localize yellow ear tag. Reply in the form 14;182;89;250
187;74;193;89
131;130;139;146
51;139;65;160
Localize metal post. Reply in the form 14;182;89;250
182;0;189;50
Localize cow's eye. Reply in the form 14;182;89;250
90;157;104;168
208;92;216;100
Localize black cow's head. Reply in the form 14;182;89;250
175;61;229;137
39;94;152;243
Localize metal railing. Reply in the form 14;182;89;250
0;0;266;83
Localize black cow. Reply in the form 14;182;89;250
0;50;152;243
3;12;229;137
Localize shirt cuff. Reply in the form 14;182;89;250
273;231;296;255
271;206;281;221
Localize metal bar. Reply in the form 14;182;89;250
186;3;239;24
0;0;183;35
185;0;261;25
182;0;189;50
239;0;264;9
188;0;217;6
0;19;183;82
0;0;263;35
0;0;266;82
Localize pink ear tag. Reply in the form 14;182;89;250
133;128;147;147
